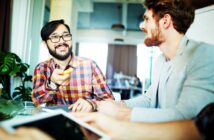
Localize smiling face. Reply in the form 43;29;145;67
140;9;164;47
46;24;72;60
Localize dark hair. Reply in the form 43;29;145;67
144;0;195;34
41;19;70;41
194;103;214;140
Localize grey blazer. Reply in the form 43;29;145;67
125;36;214;122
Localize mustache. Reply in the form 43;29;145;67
55;43;69;49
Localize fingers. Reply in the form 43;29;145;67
56;74;70;85
60;79;70;86
51;69;71;85
68;104;73;110
72;112;98;123
16;127;54;140
70;99;93;112
60;68;73;75
71;112;88;118
0;127;16;140
81;104;92;112
70;101;82;112
96;101;101;110
0;127;53;140
60;74;70;81
51;69;63;83
72;112;122;140
72;112;114;130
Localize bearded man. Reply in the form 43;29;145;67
96;0;214;122
32;20;114;112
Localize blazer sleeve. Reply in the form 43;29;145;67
124;86;152;108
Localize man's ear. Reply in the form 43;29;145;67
162;14;172;29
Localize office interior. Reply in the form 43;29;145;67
0;0;214;114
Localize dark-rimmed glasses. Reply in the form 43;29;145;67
48;34;72;43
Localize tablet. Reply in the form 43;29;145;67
1;110;110;140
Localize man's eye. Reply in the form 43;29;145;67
63;34;71;37
50;36;59;39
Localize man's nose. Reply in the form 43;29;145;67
139;21;145;31
59;36;64;43
139;22;147;33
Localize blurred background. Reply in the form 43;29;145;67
0;0;214;101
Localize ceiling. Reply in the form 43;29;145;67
77;2;144;31
91;0;214;9
77;0;214;31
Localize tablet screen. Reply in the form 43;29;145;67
11;114;103;140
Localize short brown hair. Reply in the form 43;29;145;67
144;0;195;34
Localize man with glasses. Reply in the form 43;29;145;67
32;19;114;112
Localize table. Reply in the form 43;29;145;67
110;86;142;99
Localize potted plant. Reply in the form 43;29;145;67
0;51;32;101
0;51;33;120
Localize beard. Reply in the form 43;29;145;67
144;26;163;47
47;43;72;61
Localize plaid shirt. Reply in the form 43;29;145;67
32;56;114;106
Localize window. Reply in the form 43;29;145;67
78;42;108;74
137;44;162;91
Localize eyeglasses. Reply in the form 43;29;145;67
48;34;72;43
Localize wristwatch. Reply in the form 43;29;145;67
48;79;58;90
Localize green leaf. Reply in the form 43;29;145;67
24;75;33;82
20;63;29;72
0;64;10;74
0;51;32;101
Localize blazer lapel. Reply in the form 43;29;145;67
150;55;165;107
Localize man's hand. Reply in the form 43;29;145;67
51;69;71;85
68;98;94;112
60;68;73;75
72;112;130;140
97;100;132;120
0;127;53;140
73;112;203;140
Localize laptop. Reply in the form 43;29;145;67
0;110;110;140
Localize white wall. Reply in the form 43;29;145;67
77;29;144;45
187;5;214;45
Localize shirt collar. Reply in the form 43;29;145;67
68;55;78;68
164;36;189;64
176;35;189;56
